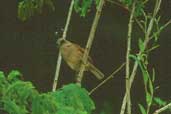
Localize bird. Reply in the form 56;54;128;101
57;38;104;80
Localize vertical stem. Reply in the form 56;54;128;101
125;1;136;114
120;0;162;113
76;0;105;85
52;0;75;91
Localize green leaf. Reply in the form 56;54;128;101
148;78;154;95
0;71;5;79
74;0;81;13
138;104;147;114
18;0;55;21
7;70;22;82
134;1;144;17
121;0;132;6
138;38;145;52
146;91;152;106
130;54;150;86
74;0;93;17
140;66;149;85
153;97;167;107
81;0;93;17
129;54;137;60
95;0;100;7
138;57;150;85
0;71;9;98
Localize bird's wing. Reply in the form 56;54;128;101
74;43;93;63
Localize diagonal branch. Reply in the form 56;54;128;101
89;63;125;95
76;0;105;85
153;102;171;114
52;0;75;91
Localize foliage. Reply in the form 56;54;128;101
153;97;167;107
18;0;55;21
0;70;95;114
15;0;171;113
52;84;95;114
74;0;100;17
121;0;147;17
126;0;171;113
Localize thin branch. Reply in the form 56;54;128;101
125;1;136;114
52;0;75;91
162;19;171;29
120;0;162;113
135;18;145;33
76;0;105;85
106;0;129;11
153;102;171;114
89;63;125;95
146;45;160;53
149;19;171;40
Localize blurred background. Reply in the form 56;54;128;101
0;0;171;113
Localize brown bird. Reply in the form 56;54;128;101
57;38;104;80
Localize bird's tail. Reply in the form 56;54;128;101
88;63;104;80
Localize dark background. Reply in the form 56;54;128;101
0;0;171;113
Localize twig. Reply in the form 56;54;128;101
76;0;105;85
89;63;125;95
52;0;75;91
149;19;171;40
125;1;136;114
135;18;145;33
120;0;162;113
106;0;129;11
153;102;171;114
162;19;171;29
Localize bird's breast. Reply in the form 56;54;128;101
60;45;83;71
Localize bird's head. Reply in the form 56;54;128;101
57;38;72;48
57;38;66;46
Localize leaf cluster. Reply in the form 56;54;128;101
52;84;95;114
0;70;95;114
18;0;55;21
120;0;147;17
74;0;100;17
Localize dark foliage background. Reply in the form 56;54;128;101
0;0;171;113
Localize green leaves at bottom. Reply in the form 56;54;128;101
0;71;95;114
52;84;95;114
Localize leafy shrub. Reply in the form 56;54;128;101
0;70;95;114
